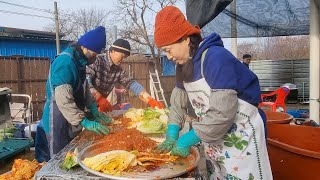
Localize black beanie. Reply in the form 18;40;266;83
110;39;131;56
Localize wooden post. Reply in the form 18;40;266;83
16;56;23;93
146;58;149;94
54;1;61;54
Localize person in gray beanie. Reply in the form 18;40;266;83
86;39;165;112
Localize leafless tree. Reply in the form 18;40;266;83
113;0;181;70
45;7;112;45
237;35;309;61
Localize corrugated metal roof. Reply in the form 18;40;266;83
0;26;65;40
0;38;71;60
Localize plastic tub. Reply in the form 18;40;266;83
267;123;320;179
264;111;293;124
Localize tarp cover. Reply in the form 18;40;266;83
186;0;310;38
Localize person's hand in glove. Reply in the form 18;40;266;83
89;102;112;124
147;97;165;109
80;118;109;135
139;90;165;109
171;129;201;157
154;124;180;153
92;91;112;112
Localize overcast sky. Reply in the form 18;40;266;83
0;0;186;31
0;0;239;50
0;0;123;30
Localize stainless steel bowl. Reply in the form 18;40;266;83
78;141;200;180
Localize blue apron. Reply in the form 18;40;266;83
35;52;86;162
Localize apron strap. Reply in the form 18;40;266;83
201;49;208;78
49;52;74;93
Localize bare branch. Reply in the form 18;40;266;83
44;7;111;41
112;0;182;70
237;36;309;60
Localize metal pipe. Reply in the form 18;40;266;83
309;0;320;123
230;0;237;57
302;82;305;102
113;26;117;42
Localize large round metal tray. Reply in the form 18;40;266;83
78;141;200;180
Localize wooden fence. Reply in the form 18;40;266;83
0;55;176;122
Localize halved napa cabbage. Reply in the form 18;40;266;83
83;150;139;175
136;118;166;134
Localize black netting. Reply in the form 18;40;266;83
186;0;310;38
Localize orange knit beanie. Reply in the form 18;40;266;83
154;6;201;48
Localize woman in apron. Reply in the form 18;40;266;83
154;6;272;180
35;26;111;162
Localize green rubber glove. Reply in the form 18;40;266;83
80;118;109;135
89;102;100;116
96;112;112;124
171;129;201;157
89;102;112;124
156;124;180;153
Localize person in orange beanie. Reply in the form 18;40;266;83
153;6;272;180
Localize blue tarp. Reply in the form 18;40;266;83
161;56;176;76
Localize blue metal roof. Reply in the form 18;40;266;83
0;37;70;60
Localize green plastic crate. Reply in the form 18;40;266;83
0;139;33;161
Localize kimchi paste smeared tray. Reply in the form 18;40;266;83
82;116;179;176
101;117;158;152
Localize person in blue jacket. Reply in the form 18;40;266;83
35;26;110;163
153;6;272;179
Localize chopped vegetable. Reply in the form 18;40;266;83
124;108;144;122
0;132;14;142
0;127;18;133
143;108;161;120
60;148;79;170
124;107;169;134
159;114;168;125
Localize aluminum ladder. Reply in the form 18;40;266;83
149;69;168;107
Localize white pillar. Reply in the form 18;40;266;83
309;0;320;123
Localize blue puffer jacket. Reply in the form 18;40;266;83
177;32;267;134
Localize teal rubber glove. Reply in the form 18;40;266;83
89;102;100;116
96;113;112;124
155;124;180;153
171;129;201;157
80;118;109;135
89;102;112;124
